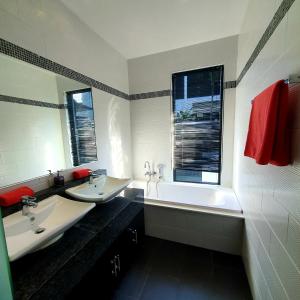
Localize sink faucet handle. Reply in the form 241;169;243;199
144;161;151;170
21;195;37;207
88;170;100;184
88;170;98;176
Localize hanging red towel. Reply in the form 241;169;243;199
244;80;290;165
0;186;35;207
72;169;91;179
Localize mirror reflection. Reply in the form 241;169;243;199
0;54;97;187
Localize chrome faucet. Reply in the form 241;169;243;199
144;161;156;177
89;171;100;184
144;161;157;196
144;161;151;176
21;195;37;216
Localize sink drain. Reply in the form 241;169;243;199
98;192;104;195
35;227;46;234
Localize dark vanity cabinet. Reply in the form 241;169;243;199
68;209;145;299
118;210;144;272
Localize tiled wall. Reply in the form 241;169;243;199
129;36;238;186
234;0;300;299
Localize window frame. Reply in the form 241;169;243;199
171;65;224;185
66;87;98;167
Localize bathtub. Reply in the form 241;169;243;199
128;180;244;254
129;180;242;216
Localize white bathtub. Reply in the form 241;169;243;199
129;180;244;254
129;180;242;216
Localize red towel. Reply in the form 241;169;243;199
0;186;35;207
244;80;290;165
73;169;91;179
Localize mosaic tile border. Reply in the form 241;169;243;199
0;94;66;109
236;0;295;85
129;81;236;100
130;89;171;100
0;0;293;102
0;38;129;100
224;81;237;89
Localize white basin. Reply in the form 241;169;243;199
65;175;131;203
3;195;95;261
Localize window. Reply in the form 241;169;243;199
172;65;224;184
66;88;97;166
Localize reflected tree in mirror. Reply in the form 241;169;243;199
66;89;98;166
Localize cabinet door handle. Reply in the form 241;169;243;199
129;228;138;244
132;229;138;244
115;254;121;273
110;258;118;277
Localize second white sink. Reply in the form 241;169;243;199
66;175;131;203
3;195;95;261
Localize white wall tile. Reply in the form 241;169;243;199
269;231;300;300
128;36;238;94
286;216;300;271
0;0;18;15
0;8;46;56
236;0;279;76
131;97;172;181
262;198;289;245
234;0;300;299
93;89;132;179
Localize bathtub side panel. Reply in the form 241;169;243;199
144;205;244;255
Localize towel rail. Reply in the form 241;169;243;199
285;74;300;84
251;75;300;104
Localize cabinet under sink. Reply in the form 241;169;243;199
67;210;145;299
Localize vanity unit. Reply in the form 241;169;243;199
2;177;144;300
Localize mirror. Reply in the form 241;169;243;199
0;54;98;187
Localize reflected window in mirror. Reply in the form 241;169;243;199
66;89;97;166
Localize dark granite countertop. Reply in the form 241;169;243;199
7;185;144;300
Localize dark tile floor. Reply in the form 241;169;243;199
111;236;252;300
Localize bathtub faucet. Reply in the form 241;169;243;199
144;161;156;177
144;161;156;196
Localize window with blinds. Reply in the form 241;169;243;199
172;65;223;184
66;88;97;166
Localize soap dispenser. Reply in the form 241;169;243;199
54;170;65;187
47;170;54;187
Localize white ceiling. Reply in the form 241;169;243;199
61;0;249;59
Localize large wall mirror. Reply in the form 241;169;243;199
0;54;98;187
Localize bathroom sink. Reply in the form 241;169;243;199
65;175;131;203
3;195;95;261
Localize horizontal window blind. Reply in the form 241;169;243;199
67;88;97;167
172;65;223;184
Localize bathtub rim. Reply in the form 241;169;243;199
129;180;243;218
144;198;244;219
